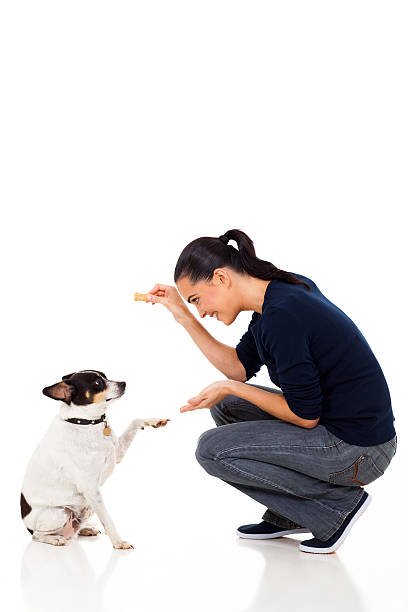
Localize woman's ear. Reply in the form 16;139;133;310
213;268;231;287
42;381;76;404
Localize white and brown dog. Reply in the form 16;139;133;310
20;370;169;549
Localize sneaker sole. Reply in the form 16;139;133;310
237;528;310;540
298;492;372;554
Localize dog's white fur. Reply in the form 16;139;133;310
22;399;166;549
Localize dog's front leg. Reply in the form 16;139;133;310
116;418;169;464
81;488;133;550
115;419;145;464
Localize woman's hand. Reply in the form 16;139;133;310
180;381;233;413
146;283;193;324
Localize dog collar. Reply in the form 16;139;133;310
65;414;106;426
64;414;111;436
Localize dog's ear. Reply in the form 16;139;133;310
62;373;75;380
43;381;76;404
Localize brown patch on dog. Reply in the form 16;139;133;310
21;492;34;535
20;492;32;520
92;390;107;403
85;390;90;399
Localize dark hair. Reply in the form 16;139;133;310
174;229;311;291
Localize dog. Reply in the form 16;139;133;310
20;370;169;549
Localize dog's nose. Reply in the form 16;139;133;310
119;382;126;391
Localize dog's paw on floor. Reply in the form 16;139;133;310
78;527;101;537
114;540;134;550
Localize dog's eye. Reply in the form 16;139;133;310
94;380;101;387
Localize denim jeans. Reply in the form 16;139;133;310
195;384;397;541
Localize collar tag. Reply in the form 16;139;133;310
103;420;111;436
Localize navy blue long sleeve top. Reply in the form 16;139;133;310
235;272;396;446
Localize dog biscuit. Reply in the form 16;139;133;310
134;292;149;302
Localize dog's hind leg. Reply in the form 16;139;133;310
32;532;69;546
31;506;80;546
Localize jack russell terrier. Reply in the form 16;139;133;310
20;370;169;549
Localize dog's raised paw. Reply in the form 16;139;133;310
114;540;134;550
143;418;170;428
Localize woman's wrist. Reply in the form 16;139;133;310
178;310;202;331
223;379;244;397
178;312;197;328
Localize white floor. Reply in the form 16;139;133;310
6;415;407;612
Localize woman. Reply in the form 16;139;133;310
146;229;397;554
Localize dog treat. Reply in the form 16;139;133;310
134;292;149;302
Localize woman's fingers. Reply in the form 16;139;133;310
180;404;195;412
180;401;206;413
148;283;171;295
147;294;169;306
187;394;205;404
147;284;172;305
180;395;209;412
142;284;191;324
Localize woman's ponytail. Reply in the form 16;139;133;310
174;228;311;291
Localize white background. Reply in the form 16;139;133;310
1;2;407;611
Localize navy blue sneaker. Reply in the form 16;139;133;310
299;491;372;554
237;520;310;540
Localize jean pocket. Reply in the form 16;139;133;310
329;454;384;486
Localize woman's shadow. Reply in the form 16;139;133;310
236;537;369;612
21;538;130;612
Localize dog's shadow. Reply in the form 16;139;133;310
20;538;127;612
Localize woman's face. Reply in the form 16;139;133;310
176;269;241;325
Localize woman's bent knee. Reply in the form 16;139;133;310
210;402;230;426
195;426;229;477
196;427;217;464
210;394;244;426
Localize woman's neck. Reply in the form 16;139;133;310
238;276;272;314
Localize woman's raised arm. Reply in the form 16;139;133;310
146;283;246;382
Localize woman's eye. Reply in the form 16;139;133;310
193;298;199;304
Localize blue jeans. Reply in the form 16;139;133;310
195;384;397;541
